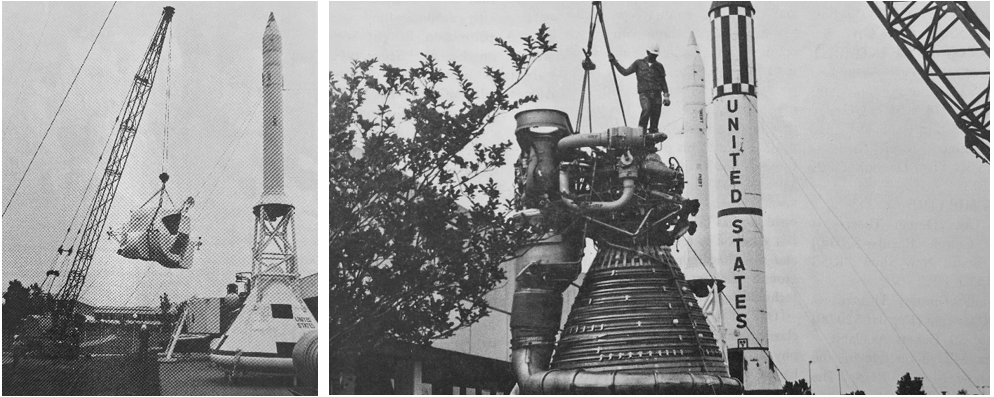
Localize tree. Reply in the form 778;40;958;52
845;390;866;395
2;280;31;332
783;378;812;395
330;25;557;364
957;389;968;395
896;372;926;395
27;282;52;315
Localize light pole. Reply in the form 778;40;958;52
808;360;813;395
837;368;841;394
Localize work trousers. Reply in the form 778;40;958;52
638;92;663;132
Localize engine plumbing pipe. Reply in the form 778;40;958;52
557;126;667;151
560;175;636;212
556;126;664;212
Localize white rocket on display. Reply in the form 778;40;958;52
253;11;297;278
707;1;780;392
680;32;713;280
680;30;728;359
262;13;286;206
209;13;316;376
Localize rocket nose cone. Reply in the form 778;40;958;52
710;1;755;15
688;31;698;47
265;12;280;35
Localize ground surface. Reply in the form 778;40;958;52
2;324;160;395
2;355;161;395
158;356;296;396
2;325;303;396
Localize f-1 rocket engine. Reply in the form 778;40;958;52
508;109;742;394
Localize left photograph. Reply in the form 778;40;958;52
2;2;318;395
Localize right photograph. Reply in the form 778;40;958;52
330;2;990;395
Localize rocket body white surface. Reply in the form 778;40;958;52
680;32;713;281
708;1;780;391
208;13;308;376
262;12;286;205
680;30;729;364
253;12;298;278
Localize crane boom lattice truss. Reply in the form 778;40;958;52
52;7;175;336
868;1;990;163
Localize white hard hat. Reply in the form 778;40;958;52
647;44;660;55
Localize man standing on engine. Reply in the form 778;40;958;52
610;44;671;135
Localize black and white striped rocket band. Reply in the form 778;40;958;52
710;4;756;99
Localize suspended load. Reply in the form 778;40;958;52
113;173;199;269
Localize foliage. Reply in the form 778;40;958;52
896;372;926;395
845;390;866;395
2;280;31;332
957;389;968;395
783;378;812;395
27;282;52;315
330;25;557;361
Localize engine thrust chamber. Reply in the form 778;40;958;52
508;109;741;394
552;245;727;375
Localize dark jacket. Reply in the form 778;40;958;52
616;57;669;94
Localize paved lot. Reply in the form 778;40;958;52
2;325;305;396
2;355;160;396
158;356;296;396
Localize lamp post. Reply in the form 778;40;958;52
837;368;841;394
808;360;813;395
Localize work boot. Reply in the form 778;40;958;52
647;129;668;143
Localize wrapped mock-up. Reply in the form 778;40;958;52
117;197;197;269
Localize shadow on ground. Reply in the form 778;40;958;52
2;324;306;396
2;354;160;396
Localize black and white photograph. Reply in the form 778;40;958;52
330;2;989;395
3;2;318;395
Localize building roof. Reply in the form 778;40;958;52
93;306;157;313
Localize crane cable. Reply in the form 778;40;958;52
3;2;117;218
680;236;860;392
575;1;627;134
48;6;173;295
708;132;940;393
575;4;597;134
595;2;627;126
162;28;172;173
750;96;980;394
743;99;937;393
700;96;941;393
192;96;262;203
146;26;176;235
45;119;116;284
43;75;131;289
679;239;791;385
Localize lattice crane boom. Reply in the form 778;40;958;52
51;6;175;338
868;1;990;163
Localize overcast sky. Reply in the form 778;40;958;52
3;2;318;308
331;2;990;394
